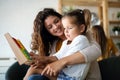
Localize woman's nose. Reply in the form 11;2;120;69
53;24;57;29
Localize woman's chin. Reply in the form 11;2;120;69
56;32;64;37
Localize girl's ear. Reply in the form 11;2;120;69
79;24;86;33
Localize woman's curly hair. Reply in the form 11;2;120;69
31;8;62;56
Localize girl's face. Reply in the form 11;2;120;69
62;17;83;41
44;16;64;37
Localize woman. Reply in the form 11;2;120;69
24;8;101;80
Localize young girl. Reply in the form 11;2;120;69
43;9;91;80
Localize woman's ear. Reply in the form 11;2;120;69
79;24;86;33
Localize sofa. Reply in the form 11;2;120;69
5;62;29;80
98;56;120;80
5;56;120;80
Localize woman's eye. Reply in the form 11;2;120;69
47;25;52;29
54;18;60;24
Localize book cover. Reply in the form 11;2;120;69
4;33;32;65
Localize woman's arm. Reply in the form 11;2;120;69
29;52;58;67
41;41;101;76
59;41;101;65
80;41;101;63
82;30;101;62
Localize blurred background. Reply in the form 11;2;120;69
0;0;58;79
0;0;120;80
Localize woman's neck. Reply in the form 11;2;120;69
59;34;66;41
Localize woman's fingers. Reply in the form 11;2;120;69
49;68;53;76
41;65;52;75
53;70;57;76
41;64;57;77
41;66;48;75
29;51;35;56
46;66;51;75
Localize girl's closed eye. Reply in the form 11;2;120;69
63;26;73;31
67;26;73;30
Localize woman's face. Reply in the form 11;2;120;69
44;16;64;37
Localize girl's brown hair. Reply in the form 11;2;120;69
62;9;91;34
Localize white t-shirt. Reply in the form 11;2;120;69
54;35;90;80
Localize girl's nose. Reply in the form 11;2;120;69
64;29;68;33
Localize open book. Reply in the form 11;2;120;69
4;33;32;65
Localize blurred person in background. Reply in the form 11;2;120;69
91;25;120;61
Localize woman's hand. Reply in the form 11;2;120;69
29;52;47;68
41;59;66;76
29;52;57;68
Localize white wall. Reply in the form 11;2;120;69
1;0;119;58
0;0;58;58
